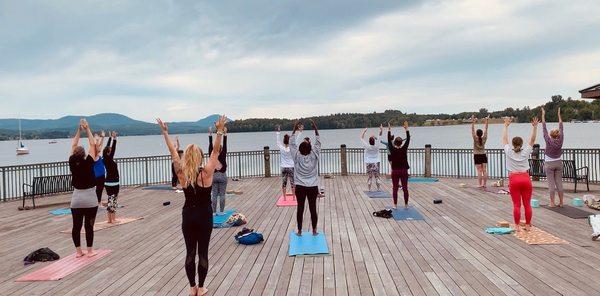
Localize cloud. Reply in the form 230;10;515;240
1;0;599;121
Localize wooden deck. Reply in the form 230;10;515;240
0;176;599;296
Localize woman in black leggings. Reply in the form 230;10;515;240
103;131;119;224
69;119;99;258
158;115;227;296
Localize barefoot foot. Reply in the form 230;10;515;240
75;252;85;258
197;287;208;296
189;286;198;296
312;230;319;236
296;230;302;236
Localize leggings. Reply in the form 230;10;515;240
171;163;178;187
211;172;228;213
95;176;105;203
391;169;409;206
296;185;318;232
182;206;213;288
508;172;533;225
71;207;98;248
366;162;382;189
544;160;564;197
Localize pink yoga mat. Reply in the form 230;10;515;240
277;194;297;207
16;249;111;282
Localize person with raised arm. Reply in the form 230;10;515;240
276;125;295;201
360;125;382;191
92;131;106;204
157;115;227;296
171;136;183;190
503;116;538;232
290;119;321;236
542;107;565;207
103;131;119;224
471;115;489;188
388;121;411;209
208;126;228;215
69;119;99;258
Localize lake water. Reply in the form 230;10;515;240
1;122;598;166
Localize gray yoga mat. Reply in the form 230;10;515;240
541;205;595;219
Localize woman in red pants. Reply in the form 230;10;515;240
502;116;538;232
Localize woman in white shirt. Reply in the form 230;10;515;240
502;116;538;232
360;125;383;191
277;125;295;200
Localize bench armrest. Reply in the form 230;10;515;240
575;166;589;175
22;183;33;196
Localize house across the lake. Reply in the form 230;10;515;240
580;83;600;99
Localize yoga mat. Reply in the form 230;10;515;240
541;205;595;219
408;177;439;183
289;232;329;256
213;210;235;225
60;217;143;234
16;249;111;281
142;185;175;191
276;194;297;206
392;206;425;220
512;225;568;245
364;190;391;198
50;208;71;216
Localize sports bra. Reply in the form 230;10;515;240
182;169;212;208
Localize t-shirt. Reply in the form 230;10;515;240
361;138;381;164
276;132;295;168
473;135;487;155
503;144;533;173
290;133;321;187
388;131;411;170
69;155;96;189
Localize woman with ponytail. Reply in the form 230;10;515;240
471;115;489;188
502;116;539;232
158;115;227;296
541;107;564;207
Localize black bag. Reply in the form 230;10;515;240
373;209;393;219
24;247;60;265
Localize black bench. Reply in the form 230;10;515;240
528;159;589;193
22;175;73;209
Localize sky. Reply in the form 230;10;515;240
1;0;599;122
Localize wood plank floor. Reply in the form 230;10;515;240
0;176;599;296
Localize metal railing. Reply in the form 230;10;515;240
2;146;599;201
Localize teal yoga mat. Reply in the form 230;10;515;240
213;210;236;226
364;190;391;198
50;208;71;215
289;232;329;256
408;177;439;183
392;206;425;220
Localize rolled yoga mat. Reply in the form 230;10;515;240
288;232;329;256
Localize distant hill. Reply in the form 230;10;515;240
0;114;226;140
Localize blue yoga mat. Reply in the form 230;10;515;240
289;232;329;256
364;190;391;198
392;206;425;220
408;177;439;183
213;210;236;226
143;185;175;191
50;208;71;215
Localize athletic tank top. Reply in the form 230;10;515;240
182;170;212;209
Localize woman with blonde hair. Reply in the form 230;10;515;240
541;107;564;207
158;115;227;296
502;116;538;232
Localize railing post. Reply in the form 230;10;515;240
263;146;271;178
2;167;5;202
144;157;149;186
456;150;460;179
532;144;540;181
340;145;348;176
424;144;432;178
238;154;242;179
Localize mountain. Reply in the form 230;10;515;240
0;114;225;140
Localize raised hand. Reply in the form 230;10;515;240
484;116;489;124
208;126;212;136
403;120;409;130
215;115;227;133
471;115;477;123
503;117;512;127
541;107;545;116
276;125;281;132
81;118;89;130
111;131;117;138
531;116;539;127
100;130;106;138
156;118;168;134
224;127;228;134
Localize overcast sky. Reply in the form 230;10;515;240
1;0;599;122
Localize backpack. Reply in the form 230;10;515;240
24;247;60;265
373;209;393;219
227;213;248;226
235;228;264;245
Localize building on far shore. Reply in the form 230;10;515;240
580;83;600;99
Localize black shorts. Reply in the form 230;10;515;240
474;154;488;165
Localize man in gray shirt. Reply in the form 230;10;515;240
290;119;321;236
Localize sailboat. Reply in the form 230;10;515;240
16;117;29;155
